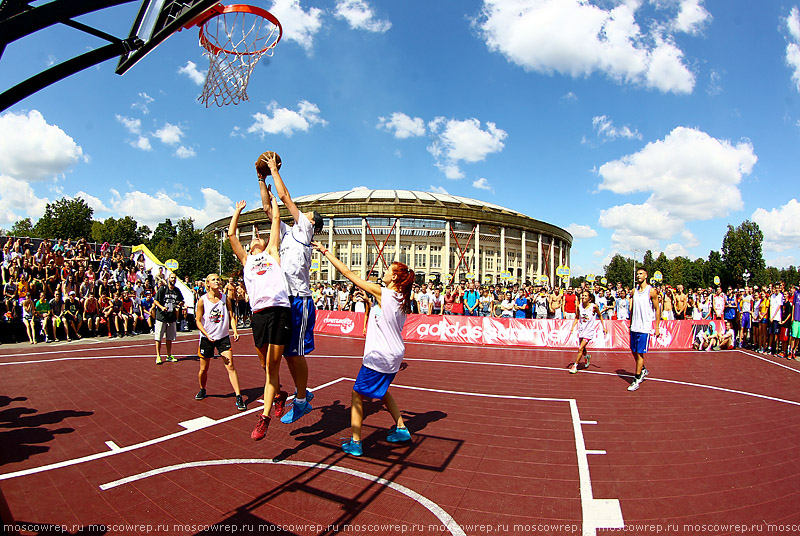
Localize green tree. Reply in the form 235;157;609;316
604;253;634;287
33;197;93;239
9;218;36;237
721;220;766;287
640;250;654;276
150;219;177;249
707;250;725;288
652;252;669;284
686;258;706;289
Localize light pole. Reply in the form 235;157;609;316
743;269;751;287
632;249;639;287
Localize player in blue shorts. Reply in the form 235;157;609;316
258;152;324;422
314;241;416;457
628;268;660;392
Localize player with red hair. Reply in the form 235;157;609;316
313;241;415;457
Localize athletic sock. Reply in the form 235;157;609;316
295;397;306;405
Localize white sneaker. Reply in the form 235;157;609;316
568;363;578;374
627;377;641;391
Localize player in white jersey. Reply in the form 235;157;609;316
258;152;324;424
568;290;607;374
228;192;294;441
195;273;244;411
314;240;416;457
628;268;661;391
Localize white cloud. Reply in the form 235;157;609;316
132;92;154;114
429;185;449;194
377;112;426;139
175;146;196;159
599;203;683;241
73;191;109;213
766;255;797;269
472;177;493;191
131;136;152;151
665;243;689;259
598;126;756;221
335;0;391;32
108;187;233;229
562;91;578;101
0;110;85;181
752;199;800;252
786;7;800;92
707;69;722;96
476;0;696;94
153;123;184;145
269;0;323;52
247;100;327;137
0;175;49;227
591;115;641;141
427;117;507;179
178;60;206;85
672;0;711;35
115;115;141;135
567;223;598;239
681;229;700;248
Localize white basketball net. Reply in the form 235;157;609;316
199;9;280;107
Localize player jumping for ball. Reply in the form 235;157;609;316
257;152;324;424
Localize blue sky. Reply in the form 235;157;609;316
1;0;799;276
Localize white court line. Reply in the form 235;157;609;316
374;379;624;536
582;421;598;425
104;441;120;451
737;349;800;374
5;350;799;407
0;377;347;482
586;450;607;455
99;459;466;536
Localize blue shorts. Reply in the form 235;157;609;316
741;312;751;330
769;320;781;335
284;296;315;357
630;331;650;354
353;365;397;400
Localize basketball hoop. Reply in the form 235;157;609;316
194;4;282;107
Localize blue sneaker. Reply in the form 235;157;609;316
342;439;362;456
280;399;312;424
386;426;411;443
293;389;314;403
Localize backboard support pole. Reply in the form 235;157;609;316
0;39;138;112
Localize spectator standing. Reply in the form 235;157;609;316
563;288;577;320
463;281;480;316
153;272;182;364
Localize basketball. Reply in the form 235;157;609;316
255;151;282;177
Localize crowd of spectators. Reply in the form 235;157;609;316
0;236;193;344
4;236;797;359
311;278;799;358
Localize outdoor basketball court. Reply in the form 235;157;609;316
2;332;800;535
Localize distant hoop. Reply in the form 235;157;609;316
193;4;282;107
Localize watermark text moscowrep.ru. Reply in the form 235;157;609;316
7;522;800;534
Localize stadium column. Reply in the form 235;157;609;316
521;230;526;283
360;217;367;280
550;240;555;287
475;223;480;281
327;218;334;283
538;233;543;278
395;220;401;263
444;221;451;276
500;227;506;274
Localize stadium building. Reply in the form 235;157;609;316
204;189;572;285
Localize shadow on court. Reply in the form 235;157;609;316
0;395;93;465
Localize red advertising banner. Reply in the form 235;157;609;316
315;310;709;350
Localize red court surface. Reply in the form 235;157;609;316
2;332;800;536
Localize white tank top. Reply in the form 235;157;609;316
363;288;407;374
244;251;290;311
577;302;599;339
201;293;230;340
630;284;655;334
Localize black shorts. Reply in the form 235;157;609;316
251;307;291;348
199;335;232;358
